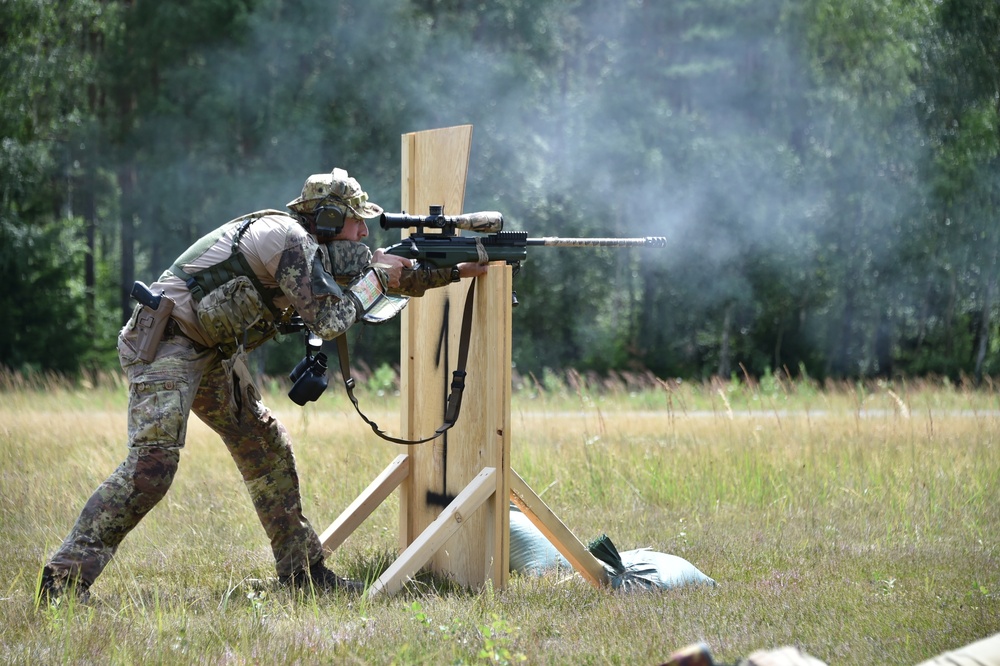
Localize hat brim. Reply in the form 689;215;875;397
286;197;313;212
348;201;384;219
286;199;384;219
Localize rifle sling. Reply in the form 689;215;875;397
335;280;476;446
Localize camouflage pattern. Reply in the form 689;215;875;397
45;323;213;587
43;201;470;592
286;168;383;219
195;275;270;345
275;232;358;339
323;240;372;280
451;211;504;233
393;265;455;297
44;297;323;588
192;351;322;577
322;237;454;297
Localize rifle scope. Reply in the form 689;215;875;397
380;206;504;234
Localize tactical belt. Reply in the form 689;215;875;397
163;318;210;352
334;280;476;446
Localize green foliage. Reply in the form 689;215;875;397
366;363;398;396
0;217;91;372
0;0;120;374
403;601;527;664
3;0;1000;381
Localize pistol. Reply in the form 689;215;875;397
131;281;166;310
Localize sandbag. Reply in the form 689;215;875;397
619;548;716;589
509;506;570;574
590;534;716;591
508;505;716;591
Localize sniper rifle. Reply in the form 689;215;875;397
299;205;667;448
381;205;666;303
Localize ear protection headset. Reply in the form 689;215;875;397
310;197;347;238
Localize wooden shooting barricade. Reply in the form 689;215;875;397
318;125;609;598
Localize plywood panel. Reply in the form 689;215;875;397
398;125;510;589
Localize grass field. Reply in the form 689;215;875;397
1;372;998;664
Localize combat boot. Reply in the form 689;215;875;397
279;561;365;595
36;566;91;607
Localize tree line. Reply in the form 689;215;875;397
2;0;998;382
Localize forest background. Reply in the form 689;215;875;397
2;0;999;384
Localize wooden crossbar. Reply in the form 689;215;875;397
509;469;609;588
319;454;410;553
367;467;498;599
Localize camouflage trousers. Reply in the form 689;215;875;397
45;313;324;587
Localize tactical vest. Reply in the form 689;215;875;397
169;210;291;351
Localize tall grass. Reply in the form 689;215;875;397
1;373;997;664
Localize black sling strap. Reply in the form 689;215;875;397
335;280;477;446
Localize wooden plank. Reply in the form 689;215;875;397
318;454;409;553
369;467;497;599
399;125;473;218
399;125;474;555
398;125;511;589
475;262;511;587
509;469;609;588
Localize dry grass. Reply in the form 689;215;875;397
0;375;998;664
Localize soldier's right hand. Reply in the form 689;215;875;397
371;250;413;289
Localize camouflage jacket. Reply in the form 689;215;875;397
151;210;454;351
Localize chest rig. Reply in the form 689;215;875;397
168;211;290;352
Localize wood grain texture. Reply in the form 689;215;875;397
398;125;510;589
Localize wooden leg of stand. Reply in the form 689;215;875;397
320;454;410;552
368;467;497;599
509;469;609;588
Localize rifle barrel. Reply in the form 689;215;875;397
526;236;666;248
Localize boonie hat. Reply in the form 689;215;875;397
287;168;384;219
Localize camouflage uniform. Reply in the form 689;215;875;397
41;169;457;597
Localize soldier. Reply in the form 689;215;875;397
38;168;487;604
